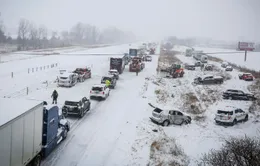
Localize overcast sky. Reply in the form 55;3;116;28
0;0;259;41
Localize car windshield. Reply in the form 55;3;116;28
153;108;163;113
102;77;112;81
217;110;233;115
92;87;103;91
65;101;79;106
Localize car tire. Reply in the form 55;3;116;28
232;119;237;126
63;109;68;118
79;110;84;118
162;120;170;126
244;115;248;121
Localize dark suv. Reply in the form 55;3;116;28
101;75;117;89
62;97;91;118
223;89;256;101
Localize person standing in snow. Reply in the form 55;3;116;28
51;90;58;104
105;79;111;88
200;63;204;71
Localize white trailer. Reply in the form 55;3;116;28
0;98;44;166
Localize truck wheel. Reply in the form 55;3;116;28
63;128;68;139
232;119;237;126
32;155;41;166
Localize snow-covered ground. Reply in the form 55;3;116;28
0;42;136;63
193;46;260;71
147;45;260;165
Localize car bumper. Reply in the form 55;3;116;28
90;94;106;98
64;107;81;115
58;82;72;87
214;118;233;124
150;117;163;124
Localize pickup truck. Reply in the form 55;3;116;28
0;98;70;166
193;75;224;85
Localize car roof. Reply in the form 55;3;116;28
201;74;213;79
109;69;118;72
102;75;114;78
59;72;74;77
217;105;237;112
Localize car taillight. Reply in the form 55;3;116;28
90;90;92;93
228;115;231;120
102;92;104;94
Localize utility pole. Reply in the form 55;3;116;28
244;50;247;62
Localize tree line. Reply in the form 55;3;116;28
0;18;136;51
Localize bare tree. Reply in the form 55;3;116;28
61;31;70;46
18;19;30;49
0;22;6;43
200;136;260;166
89;25;99;44
29;23;38;49
38;25;48;48
71;22;85;44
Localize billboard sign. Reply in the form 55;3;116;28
238;42;255;51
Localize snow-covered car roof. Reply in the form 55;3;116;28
243;73;253;75
200;74;214;79
217;105;237;112
102;75;114;78
58;72;75;77
109;69;119;72
222;61;229;64
226;65;232;68
0;98;43;127
214;75;223;79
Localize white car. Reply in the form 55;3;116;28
225;65;233;71
221;62;229;68
214;106;248;126
89;84;110;100
108;69;119;80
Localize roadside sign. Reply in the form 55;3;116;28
238;42;255;51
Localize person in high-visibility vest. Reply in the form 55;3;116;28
105;79;111;87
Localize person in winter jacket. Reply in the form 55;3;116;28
105;79;111;87
200;63;204;71
51;90;58;104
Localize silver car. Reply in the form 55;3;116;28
149;105;191;126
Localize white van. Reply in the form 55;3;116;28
57;72;78;87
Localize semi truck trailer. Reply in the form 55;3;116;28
0;98;70;166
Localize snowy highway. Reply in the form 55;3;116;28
0;43;160;166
